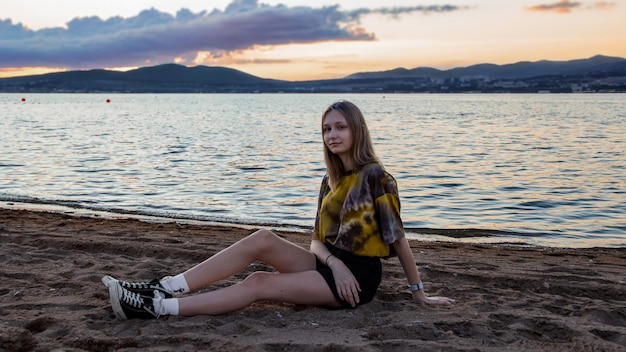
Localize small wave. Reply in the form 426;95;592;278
437;183;464;188
405;227;515;239
238;166;269;171
2;197;623;248
0;195;311;232
499;186;526;191
518;200;558;209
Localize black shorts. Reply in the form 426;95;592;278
315;242;382;308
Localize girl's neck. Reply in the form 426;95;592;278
340;157;354;172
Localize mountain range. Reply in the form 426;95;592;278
1;55;625;93
345;55;626;80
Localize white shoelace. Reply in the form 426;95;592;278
121;288;166;318
125;282;147;289
152;290;167;319
121;288;145;308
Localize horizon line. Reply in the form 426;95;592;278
1;53;624;82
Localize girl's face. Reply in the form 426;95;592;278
323;110;353;162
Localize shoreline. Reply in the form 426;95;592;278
1;208;625;351
3;201;623;249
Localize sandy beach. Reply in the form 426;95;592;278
0;208;625;351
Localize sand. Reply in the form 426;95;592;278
0;208;625;351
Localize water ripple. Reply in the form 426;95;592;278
1;93;625;248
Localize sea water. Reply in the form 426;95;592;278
1;93;624;248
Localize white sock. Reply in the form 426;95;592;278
153;297;179;316
160;274;190;295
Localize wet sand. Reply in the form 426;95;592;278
1;208;625;351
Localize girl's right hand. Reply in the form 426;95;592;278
327;257;361;307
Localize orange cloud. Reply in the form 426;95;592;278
591;1;616;10
0;66;67;78
525;0;581;13
192;50;291;67
525;0;616;13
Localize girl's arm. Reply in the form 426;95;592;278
310;239;361;307
393;237;455;305
310;239;334;265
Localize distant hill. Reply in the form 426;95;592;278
1;55;625;93
0;64;278;93
122;64;272;85
345;55;626;80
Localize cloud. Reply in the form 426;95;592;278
0;0;467;70
525;0;616;13
525;0;582;13
345;4;469;20
590;1;617;10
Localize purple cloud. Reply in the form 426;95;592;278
0;0;467;69
525;0;616;13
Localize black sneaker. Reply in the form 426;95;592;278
107;281;166;320
102;275;173;298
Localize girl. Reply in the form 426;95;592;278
103;100;454;319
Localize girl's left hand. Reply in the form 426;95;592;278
412;291;455;305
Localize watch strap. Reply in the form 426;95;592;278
408;281;424;292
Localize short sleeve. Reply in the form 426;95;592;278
312;175;329;241
373;172;405;245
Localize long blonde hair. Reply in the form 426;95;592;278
322;100;380;189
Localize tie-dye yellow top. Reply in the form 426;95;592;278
313;163;405;257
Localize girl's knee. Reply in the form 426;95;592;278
245;229;278;249
243;271;272;284
241;271;274;299
251;228;276;240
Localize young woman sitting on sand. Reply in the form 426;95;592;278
103;100;454;319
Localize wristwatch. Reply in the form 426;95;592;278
408;281;424;292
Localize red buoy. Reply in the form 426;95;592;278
106;99;111;103
21;97;26;102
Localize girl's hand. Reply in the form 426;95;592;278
328;258;361;307
412;290;455;305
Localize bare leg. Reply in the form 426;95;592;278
182;229;316;291
178;270;340;316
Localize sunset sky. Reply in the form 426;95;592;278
1;0;624;80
